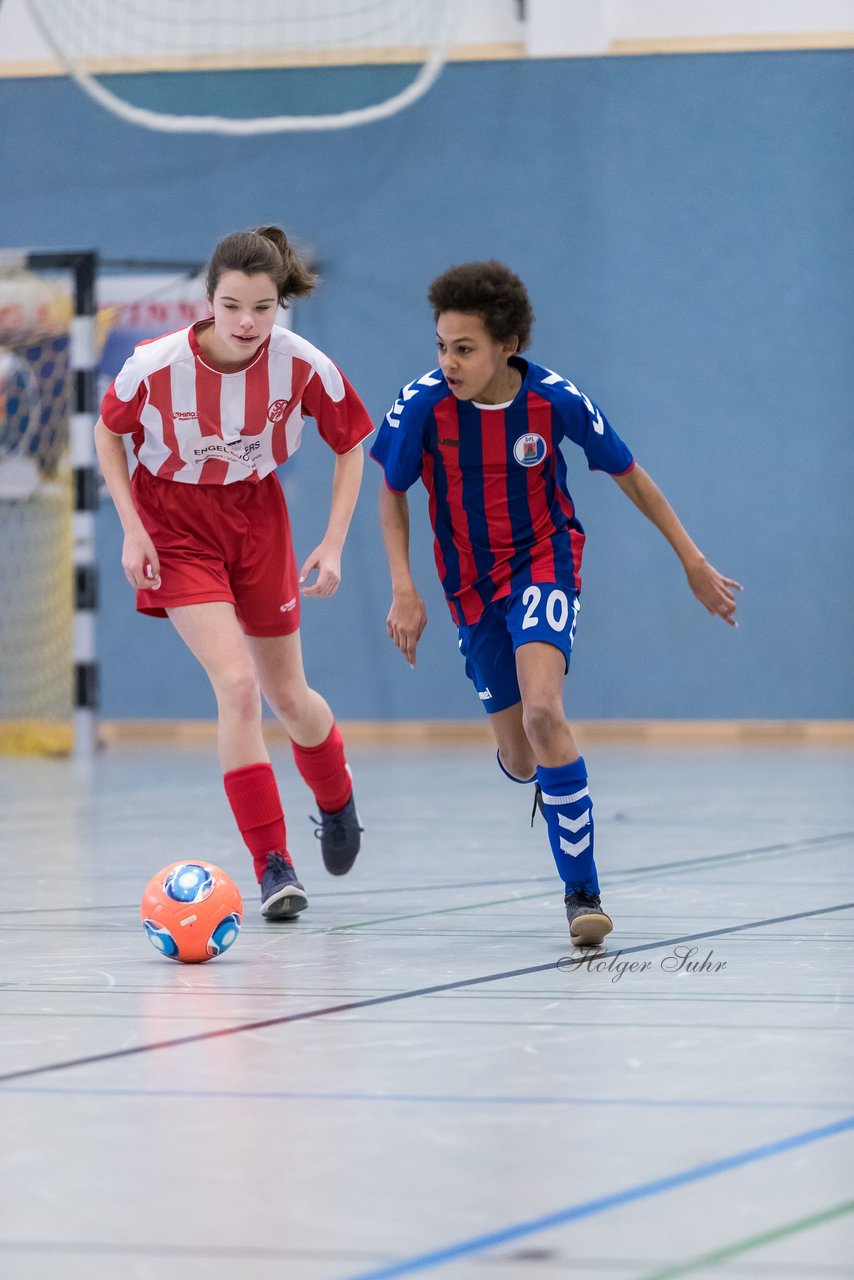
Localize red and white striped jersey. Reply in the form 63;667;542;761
100;321;373;485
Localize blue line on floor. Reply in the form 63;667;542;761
339;1115;854;1280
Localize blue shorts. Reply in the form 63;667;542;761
457;583;581;715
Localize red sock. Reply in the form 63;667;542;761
291;723;353;813
223;762;289;883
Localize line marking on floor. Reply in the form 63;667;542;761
339;1118;854;1280
0;900;851;1084
637;1197;854;1280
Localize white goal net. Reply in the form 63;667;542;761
0;267;75;754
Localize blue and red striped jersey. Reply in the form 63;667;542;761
370;356;635;626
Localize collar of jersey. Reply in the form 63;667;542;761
190;318;271;375
471;356;529;410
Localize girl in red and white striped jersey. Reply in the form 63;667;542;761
95;226;372;920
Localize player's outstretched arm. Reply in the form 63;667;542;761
300;442;364;597
379;484;427;666
612;463;743;627
94;418;161;590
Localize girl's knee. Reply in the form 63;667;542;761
521;696;566;747
266;680;312;725
214;666;262;719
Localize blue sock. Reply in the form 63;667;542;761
536;756;600;896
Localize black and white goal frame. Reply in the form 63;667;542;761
5;249;101;759
6;250;204;758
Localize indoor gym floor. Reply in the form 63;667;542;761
0;738;852;1279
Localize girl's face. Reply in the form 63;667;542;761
206;270;278;364
435;311;518;404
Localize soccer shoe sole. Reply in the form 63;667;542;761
568;910;613;948
261;885;309;920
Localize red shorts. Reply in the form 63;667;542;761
131;466;301;637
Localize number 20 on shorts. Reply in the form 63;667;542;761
521;585;580;642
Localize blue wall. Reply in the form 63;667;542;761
1;51;852;718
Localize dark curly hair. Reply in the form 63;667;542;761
427;261;534;351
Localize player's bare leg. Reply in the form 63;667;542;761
167;602;307;918
489;701;537;783
515;642;612;948
168;602;267;770
514;641;579;766
247;630;333;747
249;632;362;875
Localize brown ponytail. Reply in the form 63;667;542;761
206;225;316;308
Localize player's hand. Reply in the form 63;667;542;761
685;556;743;627
300;541;342;597
387;588;427;666
122;528;161;590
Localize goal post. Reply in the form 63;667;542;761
0;249;99;758
0;251;216;758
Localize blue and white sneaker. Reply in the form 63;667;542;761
260;852;308;919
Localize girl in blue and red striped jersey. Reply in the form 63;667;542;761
95;226;372;919
371;261;742;948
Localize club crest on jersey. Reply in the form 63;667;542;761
513;433;547;467
267;398;290;423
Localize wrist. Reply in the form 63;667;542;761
680;548;706;571
119;511;147;538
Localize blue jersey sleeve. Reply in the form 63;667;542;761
556;379;634;475
369;385;428;492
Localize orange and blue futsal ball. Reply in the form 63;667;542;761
140;862;243;963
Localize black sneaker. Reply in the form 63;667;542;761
311;794;363;876
260;852;308;919
565;891;613;948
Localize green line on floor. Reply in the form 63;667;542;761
327;890;553;930
637;1198;854;1280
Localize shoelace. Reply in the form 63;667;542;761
310;811;364;844
266;851;291;871
566;892;602;910
530;782;545;827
